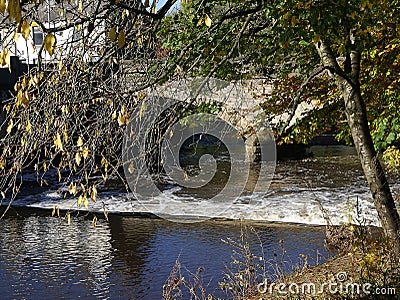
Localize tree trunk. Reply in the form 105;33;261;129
316;41;400;256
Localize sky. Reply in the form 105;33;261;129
155;0;181;13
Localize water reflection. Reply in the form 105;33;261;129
0;215;327;299
0;216;114;299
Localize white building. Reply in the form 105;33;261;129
1;1;107;67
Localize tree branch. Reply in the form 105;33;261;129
114;0;177;20
315;40;358;91
278;65;328;136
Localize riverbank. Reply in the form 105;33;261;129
247;225;400;300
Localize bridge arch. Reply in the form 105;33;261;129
143;77;274;163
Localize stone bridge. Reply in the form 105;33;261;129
147;78;320;161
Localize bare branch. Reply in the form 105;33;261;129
278;65;328;136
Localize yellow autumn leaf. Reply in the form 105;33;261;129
13;31;18;43
83;196;88;209
6;119;13;134
16;89;23;107
136;30;142;45
139;101;147;119
80;183;86;194
69;182;78;195
101;157;108;168
0;159;5;170
128;162;135;174
44;33;56;56
16;90;29;107
67;213;71;225
61;105;69;114
0;0;5;15
117;106;130;126
90;186;97;202
26;119;32;134
75;152;82;166
21;137;27;149
137;92;146;101
78;195;83;206
52;205;56;216
118;112;126;126
54;133;63;151
109;27;116;41
21;75;28;87
204;14;212;27
78;0;83;13
118;30;125;48
4;49;10;71
0;49;8;66
63;129;68;142
77;136;83;147
92;215;97;227
82;147;90;159
197;16;203;26
21;19;30;40
22;92;29;107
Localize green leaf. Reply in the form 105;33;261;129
386;132;396;145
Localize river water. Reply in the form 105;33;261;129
0;216;326;299
0;145;399;299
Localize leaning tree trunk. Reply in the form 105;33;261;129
316;41;400;256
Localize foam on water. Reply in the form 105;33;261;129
6;146;400;227
8;182;392;227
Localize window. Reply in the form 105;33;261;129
33;27;44;46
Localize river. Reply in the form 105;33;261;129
0;145;399;299
0;216;326;299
